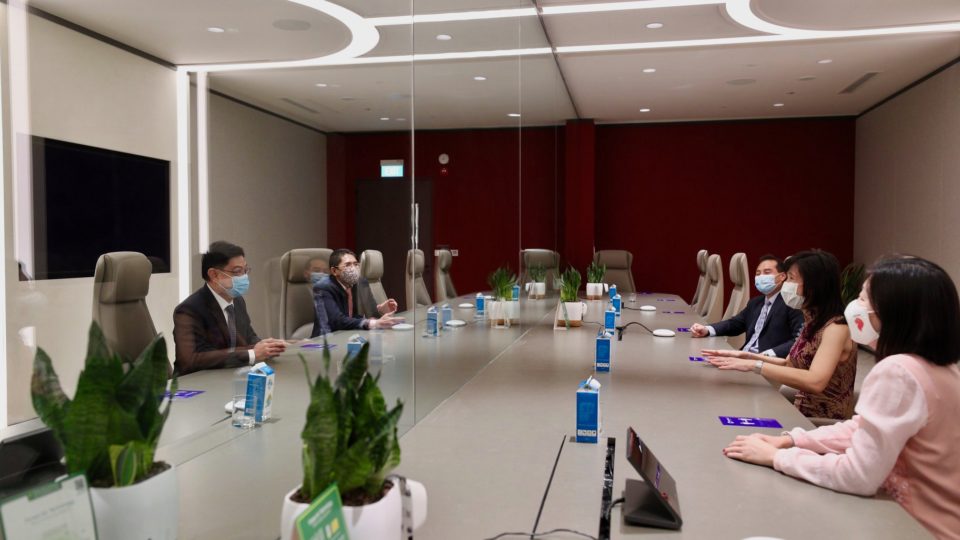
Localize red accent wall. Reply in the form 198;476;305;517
328;118;855;302
563;120;596;273
595;118;855;302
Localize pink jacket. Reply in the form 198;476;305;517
773;354;960;540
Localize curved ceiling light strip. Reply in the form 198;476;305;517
368;7;537;26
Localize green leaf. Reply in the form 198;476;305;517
85;322;111;368
300;356;338;501
31;347;70;444
109;442;139;486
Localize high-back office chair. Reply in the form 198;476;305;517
593;250;636;293
406;249;432;309
723;252;751;349
280;248;332;339
520;249;561;290
699;254;725;323
92;251;158;362
262;256;283;338
691;249;708;310
435;249;458;302
358;249;388;317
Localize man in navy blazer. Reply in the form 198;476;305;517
311;248;401;336
691;254;803;358
173;241;286;374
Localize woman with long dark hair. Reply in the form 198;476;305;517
722;256;960;539
703;250;858;419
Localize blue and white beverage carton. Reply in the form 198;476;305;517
576;377;601;443
609;284;618;301
244;362;275;424
476;293;485;316
604;306;617;335
511;284;520;301
596;330;612;372
441;304;453;328
613;294;622;317
347;334;368;356
426;306;439;337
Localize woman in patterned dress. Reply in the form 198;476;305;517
703;250;857;420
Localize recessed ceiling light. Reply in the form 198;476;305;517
726;78;756;86
436;34;452;41
315;83;328;87
773;103;785;107
642;68;657;73
206;27;225;33
380;117;390;121
507;113;521;118
396;118;406;121
273;19;312;31
646;22;664;29
797;76;816;81
639;108;651;112
817;59;833;64
473;76;487;81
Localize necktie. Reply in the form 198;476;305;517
346;287;354;318
744;299;772;353
225;304;237;351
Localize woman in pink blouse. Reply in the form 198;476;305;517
723;256;960;540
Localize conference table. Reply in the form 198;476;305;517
8;291;925;539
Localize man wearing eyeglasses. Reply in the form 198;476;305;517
173;240;286;374
312;248;402;336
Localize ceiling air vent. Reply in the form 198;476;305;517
281;98;319;113
840;72;879;94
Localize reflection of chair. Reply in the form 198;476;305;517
520;249;560;290
262;257;282;338
691;249;708;310
723;253;751;349
593;250;635;293
92;251;158;362
435;249;458;302
406;249;432;309
280;248;332;339
358;250;388;317
699;254;725;323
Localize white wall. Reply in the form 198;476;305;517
854;61;960;279
207;94;327;336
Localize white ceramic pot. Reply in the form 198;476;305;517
487;300;509;326
525;282;546;299
89;464;178;540
586;283;608;300
556;301;587;327
505;300;519;321
281;480;427;540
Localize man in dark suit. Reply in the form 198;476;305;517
173;241;286;374
311;248;401;336
691;254;803;358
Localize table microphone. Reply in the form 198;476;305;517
616;321;655;341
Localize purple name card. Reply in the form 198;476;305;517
165;390;204;400
673;311;685;314
688;356;706;362
676;327;690;332
719;416;783;428
301;343;337;349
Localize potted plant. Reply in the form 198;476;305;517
31;323;178;540
585;261;607;300
526;263;547;299
281;342;427;540
555;267;586;328
487;266;517;327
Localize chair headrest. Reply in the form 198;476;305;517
361;250;384;280
697;249;708;274
95;252;152;304
437;250;453;271
407;249;424;276
595;250;631;269
522;249;557;268
729;253;747;286
281;248;333;284
707;254;722;283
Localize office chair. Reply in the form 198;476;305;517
435;249;458;302
406;249;432;309
358;249;389;317
92;251;158;362
520;249;561;290
700;254;725;323
279;248;332;339
723;252;751;349
691;249;708;310
593;250;636;293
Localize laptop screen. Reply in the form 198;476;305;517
626;427;681;519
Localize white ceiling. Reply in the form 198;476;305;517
23;0;960;131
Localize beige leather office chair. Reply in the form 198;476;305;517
435;249;458;302
520;249;561;290
723;252;751;349
593;250;636;293
406;249;432;309
691;249;708;310
92;251;158;362
699;254;725;323
280;248;332;339
358;249;388;317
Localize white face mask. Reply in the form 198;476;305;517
780;281;805;309
844;299;879;345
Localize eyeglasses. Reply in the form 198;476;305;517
219;266;252;277
338;262;359;269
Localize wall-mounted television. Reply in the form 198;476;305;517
29;136;171;280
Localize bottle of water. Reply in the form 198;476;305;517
232;367;253;428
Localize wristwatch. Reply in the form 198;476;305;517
753;360;764;374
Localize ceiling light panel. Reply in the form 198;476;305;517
370;18;550;57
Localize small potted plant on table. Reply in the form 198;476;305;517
555;267;586;328
585;261;607;300
526;263;547;299
487;266;517;327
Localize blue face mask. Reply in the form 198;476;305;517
755;274;778;295
224;273;250;298
310;272;328;287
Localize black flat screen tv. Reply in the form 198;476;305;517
30;136;171;280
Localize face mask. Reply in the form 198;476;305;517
222;273;249;298
755;274;778;295
310;272;328;287
844;299;879;345
339;266;360;287
780;281;804;309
